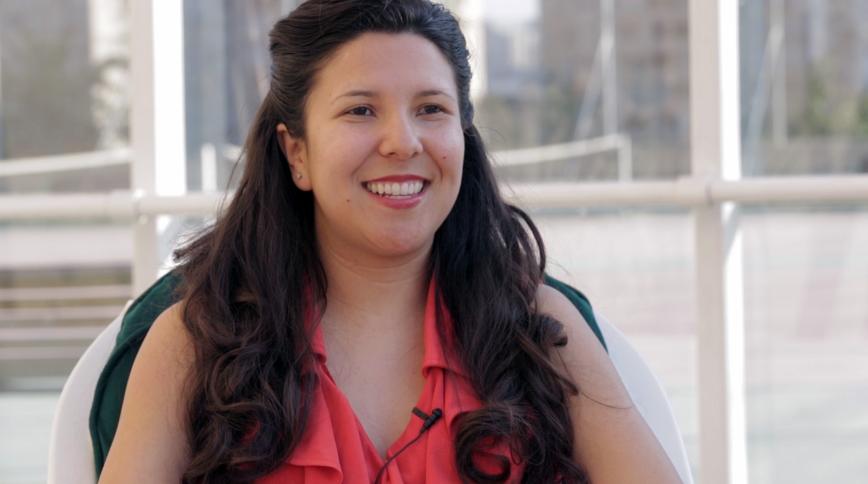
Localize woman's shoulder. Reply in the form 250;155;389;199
129;301;196;411
98;302;193;482
535;284;599;353
536;284;683;482
142;302;194;365
534;284;631;408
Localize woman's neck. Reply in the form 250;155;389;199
316;237;431;335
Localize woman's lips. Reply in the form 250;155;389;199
363;179;427;209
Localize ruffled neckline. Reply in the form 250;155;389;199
257;278;521;483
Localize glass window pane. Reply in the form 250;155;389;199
182;0;302;193
532;207;699;477
0;392;57;482
740;1;868;176
181;0;694;185
0;0;130;194
472;0;690;181
744;205;868;483
0;212;210;482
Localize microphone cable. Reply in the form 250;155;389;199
372;407;443;484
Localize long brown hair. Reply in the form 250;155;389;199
174;0;587;482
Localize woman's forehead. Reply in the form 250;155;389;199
310;32;459;103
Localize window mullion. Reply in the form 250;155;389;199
689;1;748;484
129;0;187;294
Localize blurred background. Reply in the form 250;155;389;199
0;0;866;483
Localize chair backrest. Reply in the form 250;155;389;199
596;313;695;484
47;303;128;484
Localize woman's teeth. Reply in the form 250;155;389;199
365;180;424;197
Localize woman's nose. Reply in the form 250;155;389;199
378;114;423;160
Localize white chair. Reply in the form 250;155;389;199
597;313;695;484
47;303;128;484
47;307;693;484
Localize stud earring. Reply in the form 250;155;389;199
296;173;303;180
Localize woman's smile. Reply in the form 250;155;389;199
362;175;430;209
279;32;465;258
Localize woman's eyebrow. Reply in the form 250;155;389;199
331;88;456;104
332;89;377;104
417;89;456;102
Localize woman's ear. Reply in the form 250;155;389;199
276;123;312;191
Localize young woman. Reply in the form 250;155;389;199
98;0;682;482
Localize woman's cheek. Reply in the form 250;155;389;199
434;128;465;171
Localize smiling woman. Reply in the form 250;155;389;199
94;1;682;483
276;32;464;259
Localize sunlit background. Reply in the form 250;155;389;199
1;0;867;483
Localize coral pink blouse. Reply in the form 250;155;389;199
256;280;523;483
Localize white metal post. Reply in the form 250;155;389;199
600;0;618;136
770;0;787;146
689;1;748;484
459;0;487;100
129;0;186;295
617;134;632;182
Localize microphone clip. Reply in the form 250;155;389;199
412;407;443;432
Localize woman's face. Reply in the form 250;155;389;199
280;32;465;261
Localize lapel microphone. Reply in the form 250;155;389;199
373;407;444;483
412;406;443;431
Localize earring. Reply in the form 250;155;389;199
296;173;303;180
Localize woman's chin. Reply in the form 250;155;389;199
367;232;434;260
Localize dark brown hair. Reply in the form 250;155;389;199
174;0;587;482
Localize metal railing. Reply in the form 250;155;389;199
3;175;868;222
1;134;631;179
0;149;130;178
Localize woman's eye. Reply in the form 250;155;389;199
347;106;374;116
419;104;444;115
